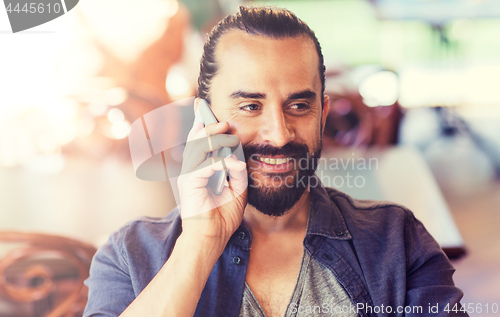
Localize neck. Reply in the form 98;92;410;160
242;187;311;235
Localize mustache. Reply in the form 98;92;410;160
242;142;310;162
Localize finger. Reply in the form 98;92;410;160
203;134;240;155
181;155;244;190
230;142;245;163
224;154;247;177
179;158;225;191
204;121;230;136
181;134;240;174
224;155;248;196
212;155;247;204
188;121;229;142
188;122;228;143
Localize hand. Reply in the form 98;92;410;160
177;118;248;249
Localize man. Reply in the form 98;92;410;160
84;6;467;317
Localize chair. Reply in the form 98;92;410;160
0;232;97;317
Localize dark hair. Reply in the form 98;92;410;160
197;6;326;107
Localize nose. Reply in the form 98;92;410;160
260;105;295;147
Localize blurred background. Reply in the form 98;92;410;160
1;0;499;315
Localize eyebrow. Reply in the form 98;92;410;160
230;91;266;99
229;90;316;101
288;90;316;101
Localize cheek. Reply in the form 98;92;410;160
297;125;321;149
227;120;241;135
227;120;256;144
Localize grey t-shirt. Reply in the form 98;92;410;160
239;207;358;317
239;250;358;317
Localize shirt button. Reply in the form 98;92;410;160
238;231;246;240
233;256;241;265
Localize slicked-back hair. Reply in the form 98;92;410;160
197;6;326;107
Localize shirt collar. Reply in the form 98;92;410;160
307;174;352;240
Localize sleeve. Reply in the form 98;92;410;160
404;212;468;317
83;229;136;317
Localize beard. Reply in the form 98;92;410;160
243;137;322;217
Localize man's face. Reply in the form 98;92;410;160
208;30;330;216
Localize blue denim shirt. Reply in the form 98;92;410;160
84;179;467;317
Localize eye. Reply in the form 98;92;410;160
288;102;310;112
239;103;261;112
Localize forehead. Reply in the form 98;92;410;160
211;30;321;98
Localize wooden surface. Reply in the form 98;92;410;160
0;232;96;317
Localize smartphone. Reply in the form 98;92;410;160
196;99;231;195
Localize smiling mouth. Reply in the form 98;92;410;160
256;156;293;165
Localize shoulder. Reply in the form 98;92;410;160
95;207;182;273
320;186;440;260
308;182;420;243
323;186;415;227
115;207;181;244
84;211;182;315
322;186;446;269
111;207;182;256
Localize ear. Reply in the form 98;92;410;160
321;94;330;134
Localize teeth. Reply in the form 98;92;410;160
258;157;291;165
